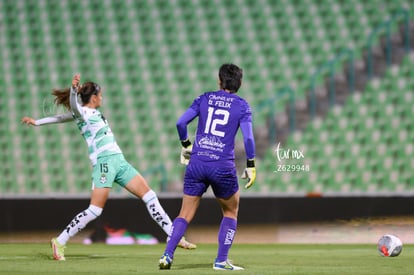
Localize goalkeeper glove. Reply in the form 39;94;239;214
241;159;256;189
180;139;193;165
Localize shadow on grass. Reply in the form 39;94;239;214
173;263;212;270
62;254;112;260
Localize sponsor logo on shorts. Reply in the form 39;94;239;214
100;173;107;184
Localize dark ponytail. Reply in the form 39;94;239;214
52;87;71;110
51;81;100;109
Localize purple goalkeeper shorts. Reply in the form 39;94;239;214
183;163;239;199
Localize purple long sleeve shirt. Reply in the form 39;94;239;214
177;90;255;168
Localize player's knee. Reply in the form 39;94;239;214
87;204;103;217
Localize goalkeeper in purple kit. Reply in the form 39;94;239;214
159;63;256;271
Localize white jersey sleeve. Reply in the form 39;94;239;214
35;112;73;125
70;86;83;119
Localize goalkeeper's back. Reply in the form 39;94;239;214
188;90;252;167
176;63;255;168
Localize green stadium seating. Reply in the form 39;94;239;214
0;0;412;195
260;53;414;194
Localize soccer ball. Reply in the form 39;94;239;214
377;234;403;257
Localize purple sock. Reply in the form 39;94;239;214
165;217;188;257
216;217;237;262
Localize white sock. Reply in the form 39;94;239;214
56;204;102;245
142;190;172;236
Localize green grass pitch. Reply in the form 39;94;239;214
0;243;413;274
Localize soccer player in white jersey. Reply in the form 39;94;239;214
21;74;195;261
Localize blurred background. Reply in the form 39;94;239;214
1;0;414;237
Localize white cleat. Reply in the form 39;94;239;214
213;260;244;271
